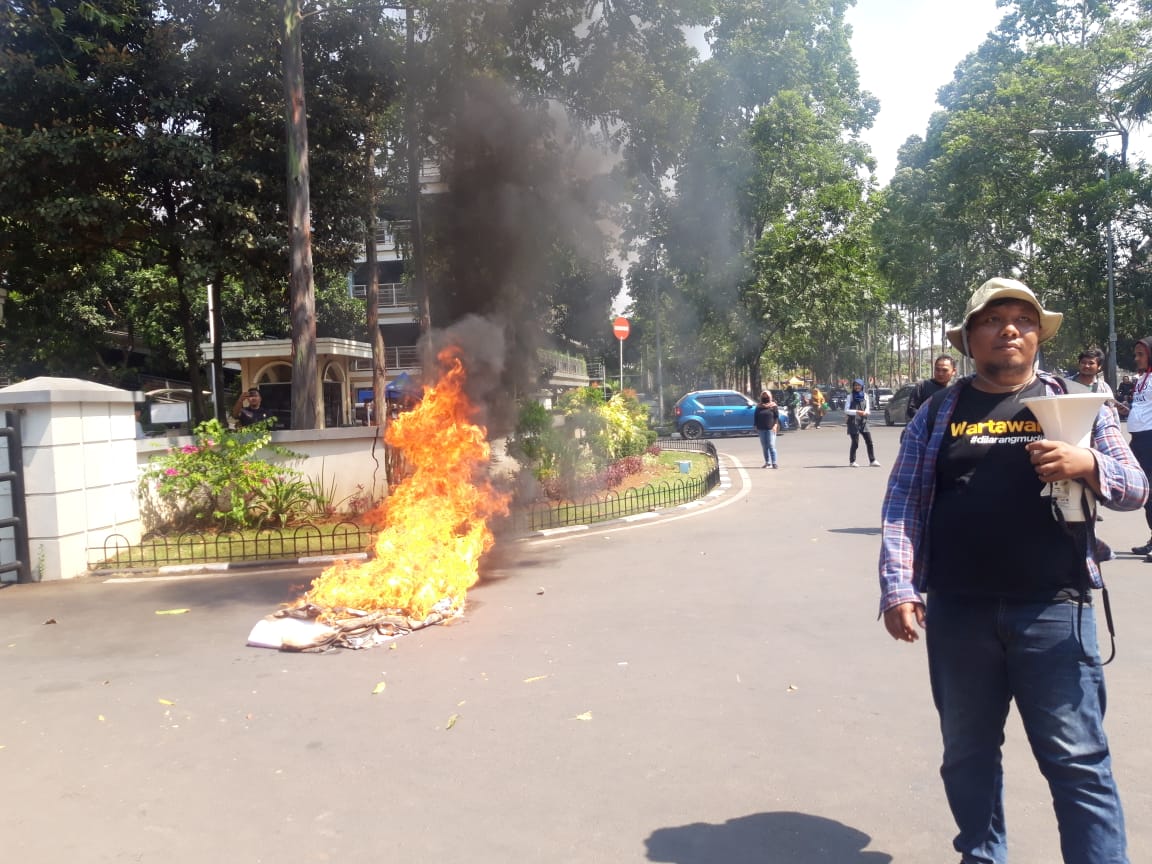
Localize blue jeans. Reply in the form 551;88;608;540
926;592;1127;863
757;428;777;465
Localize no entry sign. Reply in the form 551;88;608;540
612;316;630;341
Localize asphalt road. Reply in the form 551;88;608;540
3;422;1151;863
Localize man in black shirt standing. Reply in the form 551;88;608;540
906;354;955;421
878;278;1147;864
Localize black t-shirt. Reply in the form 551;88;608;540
237;406;271;427
908;378;947;419
754;403;778;430
927;379;1079;598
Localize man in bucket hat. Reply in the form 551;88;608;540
878;277;1148;863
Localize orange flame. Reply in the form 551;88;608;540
303;347;509;620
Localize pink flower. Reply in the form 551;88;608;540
180;445;199;454
165;468;180;476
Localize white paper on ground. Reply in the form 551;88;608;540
247;616;338;650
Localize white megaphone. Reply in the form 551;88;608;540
1020;393;1110;523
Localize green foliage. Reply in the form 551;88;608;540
510;389;654;500
248;476;318;528
141;419;305;529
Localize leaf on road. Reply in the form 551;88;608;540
445;713;459;730
98;715;105;722
574;711;593;721
523;675;549;683
158;698;175;706
155;608;190;616
42;618;56;625
786;684;798;692
372;681;387;695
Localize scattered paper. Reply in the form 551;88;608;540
574;711;593;721
158;698;175;706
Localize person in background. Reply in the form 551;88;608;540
845;379;879;467
232;387;271;428
1127;337;1152;557
134;406;146;439
784;384;800;431
1116;374;1134;415
880;277;1147;864
810;386;827;428
907;355;956;420
1068;347;1114;397
753;390;779;469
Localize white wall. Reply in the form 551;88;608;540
136;425;388;531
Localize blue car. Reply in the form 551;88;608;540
673;389;759;439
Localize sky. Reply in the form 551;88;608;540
846;0;1008;183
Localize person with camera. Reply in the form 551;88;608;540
232;387;272;428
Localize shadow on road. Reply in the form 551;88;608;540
827;526;882;536
645;811;892;863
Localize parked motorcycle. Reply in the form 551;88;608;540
797;403;814;430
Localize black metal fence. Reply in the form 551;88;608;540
88;521;372;572
88;439;722;569
513;438;721;532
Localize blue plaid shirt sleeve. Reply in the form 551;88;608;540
878;394;940;614
1091;404;1148;512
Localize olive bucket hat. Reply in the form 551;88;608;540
946;277;1063;357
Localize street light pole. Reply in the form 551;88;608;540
1029;126;1126;391
1105;157;1118;390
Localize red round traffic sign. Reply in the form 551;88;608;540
612;316;630;341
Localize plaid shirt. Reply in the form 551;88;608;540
879;372;1149;614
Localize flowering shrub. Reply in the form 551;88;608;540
510;389;658;501
141;419;305;529
600;455;645;489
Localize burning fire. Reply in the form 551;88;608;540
303;347;509;620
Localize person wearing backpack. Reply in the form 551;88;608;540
845;379;879;467
878;278;1147;864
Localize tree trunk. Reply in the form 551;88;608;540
283;0;319;429
175;271;207;427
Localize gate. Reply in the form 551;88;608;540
0;410;32;583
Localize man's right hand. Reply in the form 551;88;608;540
883;602;925;643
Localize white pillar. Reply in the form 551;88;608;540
0;378;142;580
